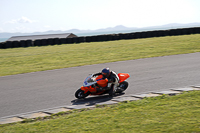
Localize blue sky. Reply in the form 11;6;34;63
1;0;200;33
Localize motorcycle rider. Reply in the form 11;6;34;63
93;67;119;96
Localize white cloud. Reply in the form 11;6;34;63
5;16;37;24
18;16;33;23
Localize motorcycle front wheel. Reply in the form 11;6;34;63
75;89;90;99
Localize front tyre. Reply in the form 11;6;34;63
75;89;89;99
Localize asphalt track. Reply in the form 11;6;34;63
0;52;200;118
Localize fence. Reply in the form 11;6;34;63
1;27;200;49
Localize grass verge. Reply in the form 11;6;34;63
0;91;200;132
1;34;200;76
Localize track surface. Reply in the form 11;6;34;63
0;52;200;118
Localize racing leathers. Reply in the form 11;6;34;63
93;71;119;95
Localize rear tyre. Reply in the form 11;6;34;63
75;89;89;99
117;81;129;93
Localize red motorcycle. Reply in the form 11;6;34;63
75;73;130;99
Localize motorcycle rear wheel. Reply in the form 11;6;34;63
75;89;89;99
116;81;129;93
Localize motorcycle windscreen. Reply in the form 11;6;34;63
83;75;97;87
118;73;130;83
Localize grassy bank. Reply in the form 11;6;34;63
1;91;200;132
1;34;200;76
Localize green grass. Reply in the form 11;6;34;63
1;34;200;76
1;91;200;132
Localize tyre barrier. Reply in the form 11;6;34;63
19;40;26;47
194;27;200;34
78;37;85;43
0;42;5;48
47;38;54;45
98;35;105;42
85;36;92;43
91;36;97;42
1;27;200;49
6;41;14;48
134;32;141;39
41;39;47;46
34;40;41;46
66;38;73;44
72;37;79;43
96;35;102;42
54;38;61;45
113;34;119;40
0;42;7;49
27;40;33;47
59;38;65;44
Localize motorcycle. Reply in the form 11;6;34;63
75;73;130;99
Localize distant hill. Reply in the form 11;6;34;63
1;22;200;42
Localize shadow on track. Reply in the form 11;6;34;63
71;93;125;106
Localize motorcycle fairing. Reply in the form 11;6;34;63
118;73;130;83
81;75;108;94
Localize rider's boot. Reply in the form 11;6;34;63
108;85;115;97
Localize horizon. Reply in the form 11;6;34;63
0;22;200;42
1;0;200;33
1;22;200;34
